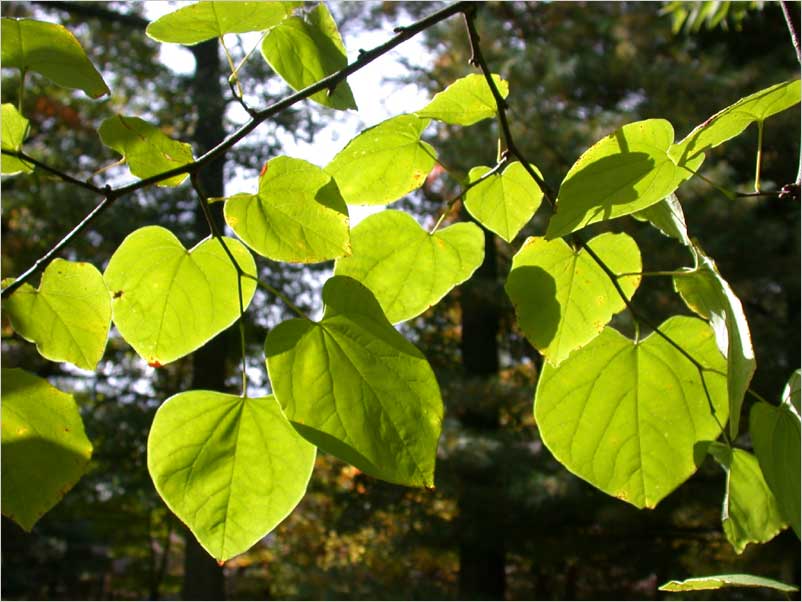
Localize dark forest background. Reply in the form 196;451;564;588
1;1;800;599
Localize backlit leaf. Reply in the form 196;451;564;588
103;226;256;366
334;210;484;323
546;119;690;239
265;276;443;487
261;3;356;110
708;443;787;553
224;156;350;263
3;259;111;371
326;115;436;205
464;162;544;242
1;103;33;175
633;193;691;246
98;115;194;187
660;574;798;593
148;391;315;562
506;233;641;366
782;368;801;414
1;17;109;98
535;316;727;509
674;245;755;439
1;368;93;531
670;80;801;167
146;1;298;45
416;73;508;126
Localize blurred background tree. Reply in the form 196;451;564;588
1;1;799;600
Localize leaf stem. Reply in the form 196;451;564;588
754;120;764;192
220;36;244;98
231;30;269;84
616;270;689;278
747;387;772;406
18;69;26;113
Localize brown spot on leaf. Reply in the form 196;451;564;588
113;290;123;299
148;360;163;368
259;162;269;177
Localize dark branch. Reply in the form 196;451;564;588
1;149;106;196
32;1;149;29
779;0;802;66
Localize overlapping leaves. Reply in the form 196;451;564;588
1;103;33;175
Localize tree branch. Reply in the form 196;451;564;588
1;149;107;196
779;0;802;66
32;1;149;29
1;1;472;299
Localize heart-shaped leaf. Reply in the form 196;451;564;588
1;368;93;531
3;259;111;371
265;276;443;487
98;115;194;187
1;103;33;175
464;161;544;243
148;391;315;562
750;377;801;538
416;73;508;126
333;210;484;323
506;233;641;366
674;245;755;439
224;156;350;263
535;316;727;509
103;226;256;366
261;3;356;110
146;1;299;45
670;80;801;167
546;119;691;239
708;443;787;553
660;574;798;593
633;193;691;246
325;115;436;205
1;17;109;98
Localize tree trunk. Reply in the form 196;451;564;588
181;38;228;602
457;226;506;600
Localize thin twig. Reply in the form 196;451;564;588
780;0;802;65
1;149;107;196
1;1;472;299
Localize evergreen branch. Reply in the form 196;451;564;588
1;1;472;299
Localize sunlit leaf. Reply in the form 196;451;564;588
751;379;801;537
708;443;787;553
146;1;299;45
546;119;690;239
103;226;256;366
464;161;544;242
98;115;194;187
3;259;111;371
660;573;798;593
334;210;483;323
1;103;33;175
670;80;801;167
1;17;109;98
416;73;508;126
325;115;436;205
1;368;93;531
674;245;754;439
535;316;727;509
633;193;691;246
148;391;315;562
224;156;350;263
261;3;356;110
782;368;801;414
265;276;443;487
506;233;641;366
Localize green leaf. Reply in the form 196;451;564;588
670;80;801;167
148;391;315;562
261;3;356;110
546;119;691;239
416;73;508;126
506;233;641;366
333;210;484;323
674;245;755;439
1;368;93;531
3;259;111;371
707;444;787;553
751;392;801;537
146;1;299;45
103;226;256;366
660;574;798;593
782;368;801;414
535;316;727;509
265;276;443;487
633;193;691;246
1;17;109;98
1;103;33;175
224;156;350;263
463;162;544;243
98;115;194;187
325;115;436;205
